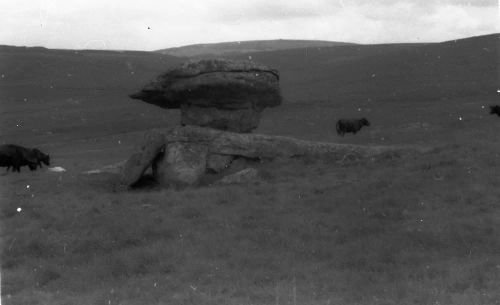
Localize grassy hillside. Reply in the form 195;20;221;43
156;39;355;57
0;46;184;89
1;34;500;305
0;46;184;147
1;34;497;145
228;34;497;104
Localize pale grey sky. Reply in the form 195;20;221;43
1;0;498;50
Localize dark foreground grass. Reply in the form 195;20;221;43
2;142;500;305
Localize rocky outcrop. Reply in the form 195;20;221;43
119;126;432;188
120;58;435;190
130;58;282;133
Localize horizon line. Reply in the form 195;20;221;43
1;32;497;53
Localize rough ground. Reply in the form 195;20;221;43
1;35;499;304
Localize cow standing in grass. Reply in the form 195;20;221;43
0;144;50;172
336;118;370;136
31;148;50;169
489;105;500;117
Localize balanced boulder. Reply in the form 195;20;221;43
130;58;282;132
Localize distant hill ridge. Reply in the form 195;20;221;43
155;39;356;57
0;45;156;56
0;33;496;103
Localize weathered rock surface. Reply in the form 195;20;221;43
156;142;208;186
206;153;233;173
130;58;282;132
119;130;165;186
180;105;262;133
215;168;259;185
130;59;281;110
164;126;433;160
118;126;432;188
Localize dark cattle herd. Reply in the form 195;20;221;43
1;105;499;174
0;144;50;172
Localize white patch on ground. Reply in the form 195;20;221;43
49;167;66;172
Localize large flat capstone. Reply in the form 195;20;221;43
130;59;282;132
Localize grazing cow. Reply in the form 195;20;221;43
31;148;50;169
489;105;500;117
0;144;50;172
336;118;370;136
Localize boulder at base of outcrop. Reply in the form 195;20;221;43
215;168;259;185
119;130;165;187
155;142;208;187
206;153;234;173
118;126;432;189
130;58;282;133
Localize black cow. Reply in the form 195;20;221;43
31;148;50;169
0;144;50;172
336;118;370;136
490;105;500;117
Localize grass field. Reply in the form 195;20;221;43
1;34;499;304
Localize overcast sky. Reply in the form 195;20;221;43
1;0;498;51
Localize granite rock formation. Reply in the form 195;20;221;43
119;126;432;188
130;58;282;133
